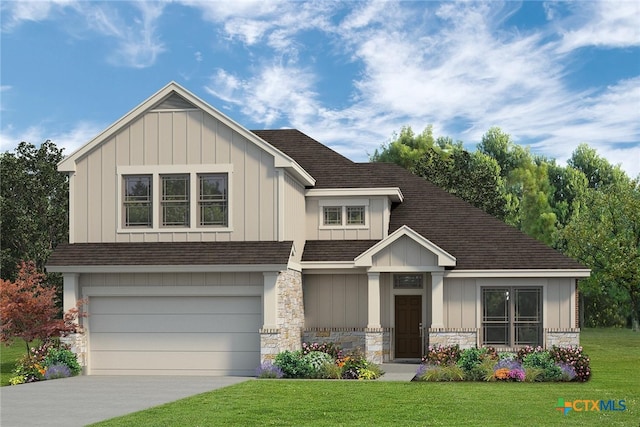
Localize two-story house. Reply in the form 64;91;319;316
47;82;589;376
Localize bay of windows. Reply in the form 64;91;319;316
122;172;228;229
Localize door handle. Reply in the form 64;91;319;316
419;322;423;338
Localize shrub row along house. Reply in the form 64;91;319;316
47;82;589;375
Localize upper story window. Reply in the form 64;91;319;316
346;206;365;225
119;165;232;232
199;174;227;226
319;199;369;229
123;175;152;227
162;174;189;227
323;206;342;225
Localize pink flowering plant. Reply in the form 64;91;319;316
421;344;461;366
549;345;590;382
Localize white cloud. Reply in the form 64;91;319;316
0;0;75;31
556;1;640;53
84;2;166;68
205;65;319;126
0;121;103;157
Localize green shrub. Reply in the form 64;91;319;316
303;351;334;377
524;367;544;382
274;351;313;378
457;347;497;381
44;348;81;376
318;361;342;379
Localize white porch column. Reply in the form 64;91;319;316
367;272;381;328
63;273;80;313
263;272;279;329
431;271;444;329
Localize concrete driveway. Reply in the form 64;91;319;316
0;375;250;427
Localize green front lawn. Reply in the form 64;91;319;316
93;328;639;426
0;339;30;386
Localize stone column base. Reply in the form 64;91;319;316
365;328;384;364
260;329;280;363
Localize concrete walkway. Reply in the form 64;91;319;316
379;362;420;381
0;375;250;427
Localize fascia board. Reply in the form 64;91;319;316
46;264;290;274
306;187;403;202
445;269;592;278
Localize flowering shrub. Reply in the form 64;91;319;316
11;354;45;384
269;344;382;380
491;359;525;382
255;362;284;379
421;344;460;366
549;345;591;382
301;342;342;359
416;345;590;383
44;364;72;380
558;363;577;381
516;345;544;362
44;347;81;376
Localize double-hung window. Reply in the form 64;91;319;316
161;174;190;227
482;287;542;347
120;166;231;230
199;173;228;226
123;175;152;227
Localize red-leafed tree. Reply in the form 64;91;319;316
0;261;83;355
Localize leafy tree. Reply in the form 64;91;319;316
562;179;640;330
372;126;508;219
568;143;627;189
0;141;68;281
508;162;557;245
370;126;436;170
477;127;530;178
0;261;83;355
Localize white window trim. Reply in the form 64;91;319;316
117;164;233;233
318;198;369;230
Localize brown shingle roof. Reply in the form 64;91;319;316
302;240;379;262
255;129;586;271
48;241;293;266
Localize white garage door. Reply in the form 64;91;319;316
88;296;261;376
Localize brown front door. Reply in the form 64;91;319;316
395;295;422;358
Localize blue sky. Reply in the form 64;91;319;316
1;1;639;178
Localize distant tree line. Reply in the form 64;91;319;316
371;126;640;330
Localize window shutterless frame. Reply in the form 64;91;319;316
482;287;542;348
123;175;152;227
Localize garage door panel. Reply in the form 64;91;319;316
90;296;261;315
90;350;259;374
91;332;260;352
90;313;262;333
88;295;262;376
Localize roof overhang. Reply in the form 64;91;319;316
46;264;291;274
306;187;403;202
57;82;315;187
445;269;592;278
354;225;456;268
